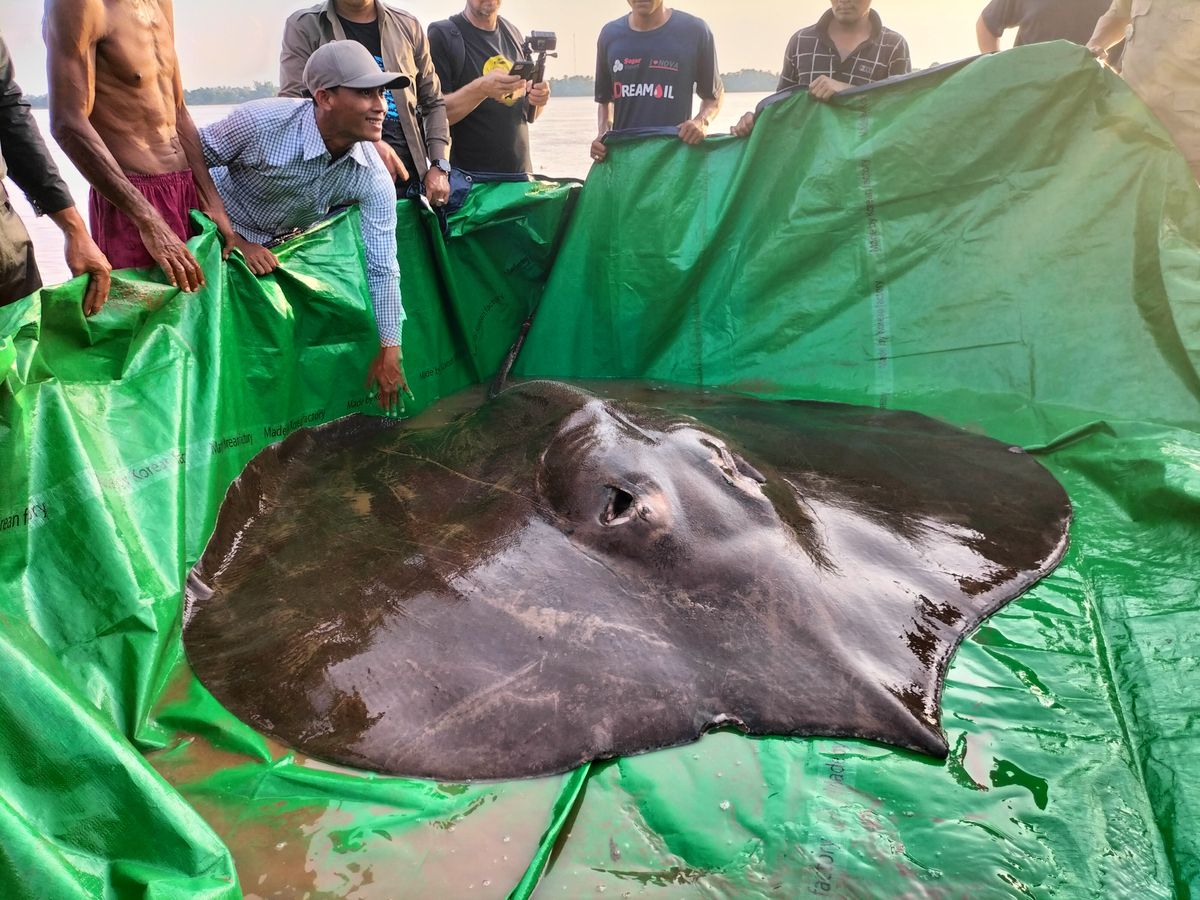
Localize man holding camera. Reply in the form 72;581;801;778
428;1;551;175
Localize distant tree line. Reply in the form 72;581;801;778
26;71;779;108
721;69;781;92
547;75;597;97
26;81;278;108
182;81;277;105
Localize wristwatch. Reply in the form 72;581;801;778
432;159;451;175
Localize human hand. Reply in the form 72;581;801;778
227;235;278;276
63;225;112;317
1085;41;1108;59
590;138;608;164
139;217;204;291
365;345;409;416
527;80;551;109
374;140;410;184
425;167;451;207
808;76;851;102
731;111;756;138
479;69;527;102
678;117;709;145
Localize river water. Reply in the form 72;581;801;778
9;92;770;286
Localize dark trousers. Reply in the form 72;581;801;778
0;182;41;307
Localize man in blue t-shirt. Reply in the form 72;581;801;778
591;0;723;164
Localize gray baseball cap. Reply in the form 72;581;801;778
302;40;411;94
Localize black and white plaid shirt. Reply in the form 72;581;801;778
778;10;911;92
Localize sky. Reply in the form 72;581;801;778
5;1;994;95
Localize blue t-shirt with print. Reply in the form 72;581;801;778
594;10;722;131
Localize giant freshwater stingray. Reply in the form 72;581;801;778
184;381;1072;781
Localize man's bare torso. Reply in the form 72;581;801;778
89;0;187;174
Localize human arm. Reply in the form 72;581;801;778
190;98;278;275
439;70;528;125
0;37;110;313
174;79;275;274
44;0;203;291
977;0;1017;53
527;80;550;122
365;346;408;416
678;94;720;145
373;140;409;183
423;167;450;206
0;35;73;217
514;25;549;124
976;15;1001;53
426;19;529;127
48;206;111;316
411;22;449;179
808;76;851;102
777;33;801;92
444;71;529;125
591;30;614;163
358;168;408;410
889;38;913;78
743;35;801;138
591;102;613;163
679;22;723;144
1087;2;1133;57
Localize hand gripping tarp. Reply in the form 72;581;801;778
1;43;1198;898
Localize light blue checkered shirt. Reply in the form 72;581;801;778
200;98;404;346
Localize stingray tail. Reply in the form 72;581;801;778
489;313;536;400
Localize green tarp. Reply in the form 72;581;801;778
1;43;1198;898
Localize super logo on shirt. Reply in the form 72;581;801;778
610;56;679;101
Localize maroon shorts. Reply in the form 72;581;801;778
89;170;201;270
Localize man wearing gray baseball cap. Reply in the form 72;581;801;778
197;41;414;414
304;38;412;93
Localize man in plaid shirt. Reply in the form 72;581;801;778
732;0;910;136
200;41;410;413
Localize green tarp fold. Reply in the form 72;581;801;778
1;43;1198;898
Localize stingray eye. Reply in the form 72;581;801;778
700;438;742;481
733;453;767;485
699;437;767;488
601;485;638;526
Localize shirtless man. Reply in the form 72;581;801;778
44;0;274;290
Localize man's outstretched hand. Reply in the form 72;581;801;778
731;111;756;137
808;75;851;102
225;235;279;275
373;140;410;185
139;217;205;292
366;345;409;416
52;207;112;316
677;117;709;145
